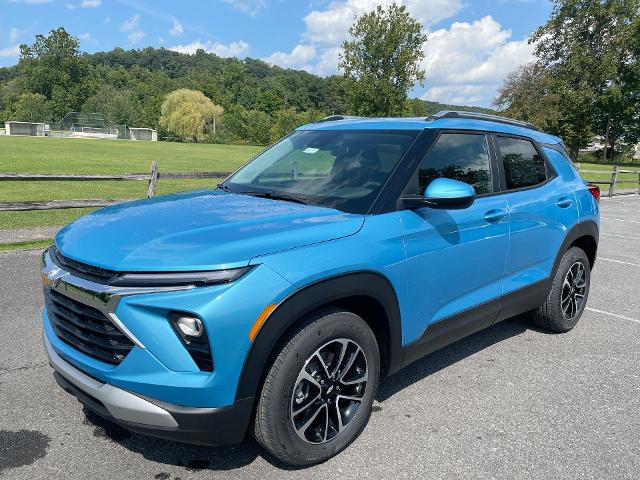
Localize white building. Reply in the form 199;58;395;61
129;128;157;141
5;121;46;136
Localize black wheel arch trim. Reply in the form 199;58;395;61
234;270;404;402
553;220;599;273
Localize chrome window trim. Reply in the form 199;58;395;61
41;249;195;350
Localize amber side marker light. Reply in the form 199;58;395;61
249;304;277;342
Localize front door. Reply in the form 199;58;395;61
399;132;509;351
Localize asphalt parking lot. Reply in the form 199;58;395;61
1;195;639;479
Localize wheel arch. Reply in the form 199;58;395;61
234;270;404;402
554;220;599;275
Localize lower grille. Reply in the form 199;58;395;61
44;288;134;365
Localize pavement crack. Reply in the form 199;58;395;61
0;362;47;377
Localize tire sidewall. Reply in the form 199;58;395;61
548;247;591;330
260;310;380;465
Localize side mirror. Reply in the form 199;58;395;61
402;178;476;209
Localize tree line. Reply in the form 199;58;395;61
3;1;634;156
0;12;490;145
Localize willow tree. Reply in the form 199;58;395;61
339;4;427;116
159;89;223;142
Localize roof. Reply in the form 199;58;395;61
298;114;563;145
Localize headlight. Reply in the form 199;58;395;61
108;266;253;287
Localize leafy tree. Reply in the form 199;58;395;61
530;0;640;159
159;89;223;142
494;63;563;132
268;108;326;143
82;85;141;126
11;92;52;122
18;28;90;119
339;4;427;116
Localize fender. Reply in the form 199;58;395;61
234;270;403;401
552;219;599;273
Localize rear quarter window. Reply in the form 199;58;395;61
496;137;547;190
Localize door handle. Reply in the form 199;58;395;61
557;196;573;208
484;209;506;224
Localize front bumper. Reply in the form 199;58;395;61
45;332;253;446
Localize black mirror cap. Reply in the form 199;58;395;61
401;194;475;210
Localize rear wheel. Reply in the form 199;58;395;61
533;247;591;333
253;309;380;467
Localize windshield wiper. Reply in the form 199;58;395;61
239;190;310;205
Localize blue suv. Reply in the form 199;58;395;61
42;111;600;466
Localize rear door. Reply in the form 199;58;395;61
493;134;581;319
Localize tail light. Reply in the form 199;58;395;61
587;183;600;203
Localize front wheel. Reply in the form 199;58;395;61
533;246;591;333
253;309;380;467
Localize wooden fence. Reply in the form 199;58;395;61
1;161;639;212
0;161;232;212
575;163;640;197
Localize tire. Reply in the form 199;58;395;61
533;246;591;333
253;309;380;467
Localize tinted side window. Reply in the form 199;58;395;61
418;133;492;194
496;137;547;189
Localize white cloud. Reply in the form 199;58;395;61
312;47;342;75
0;45;20;57
222;0;267;16
169;40;250;58
78;32;97;44
104;16;111;24
81;0;101;7
169;18;184;37
1;28;23;58
9;27;20;45
263;44;316;70
422;85;487;105
128;30;146;44
420;16;535;105
9;0;54;4
120;14;145;44
303;0;463;46
120;14;140;33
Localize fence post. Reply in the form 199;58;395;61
608;165;619;197
147;161;158;198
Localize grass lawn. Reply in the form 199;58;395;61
0;239;52;251
0;136;262;229
0;136;638;231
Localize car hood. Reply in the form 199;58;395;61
55;189;364;271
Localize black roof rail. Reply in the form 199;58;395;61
427;110;538;131
316;115;367;123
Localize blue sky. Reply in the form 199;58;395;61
0;0;553;107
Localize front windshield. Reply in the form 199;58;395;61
222;130;418;213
